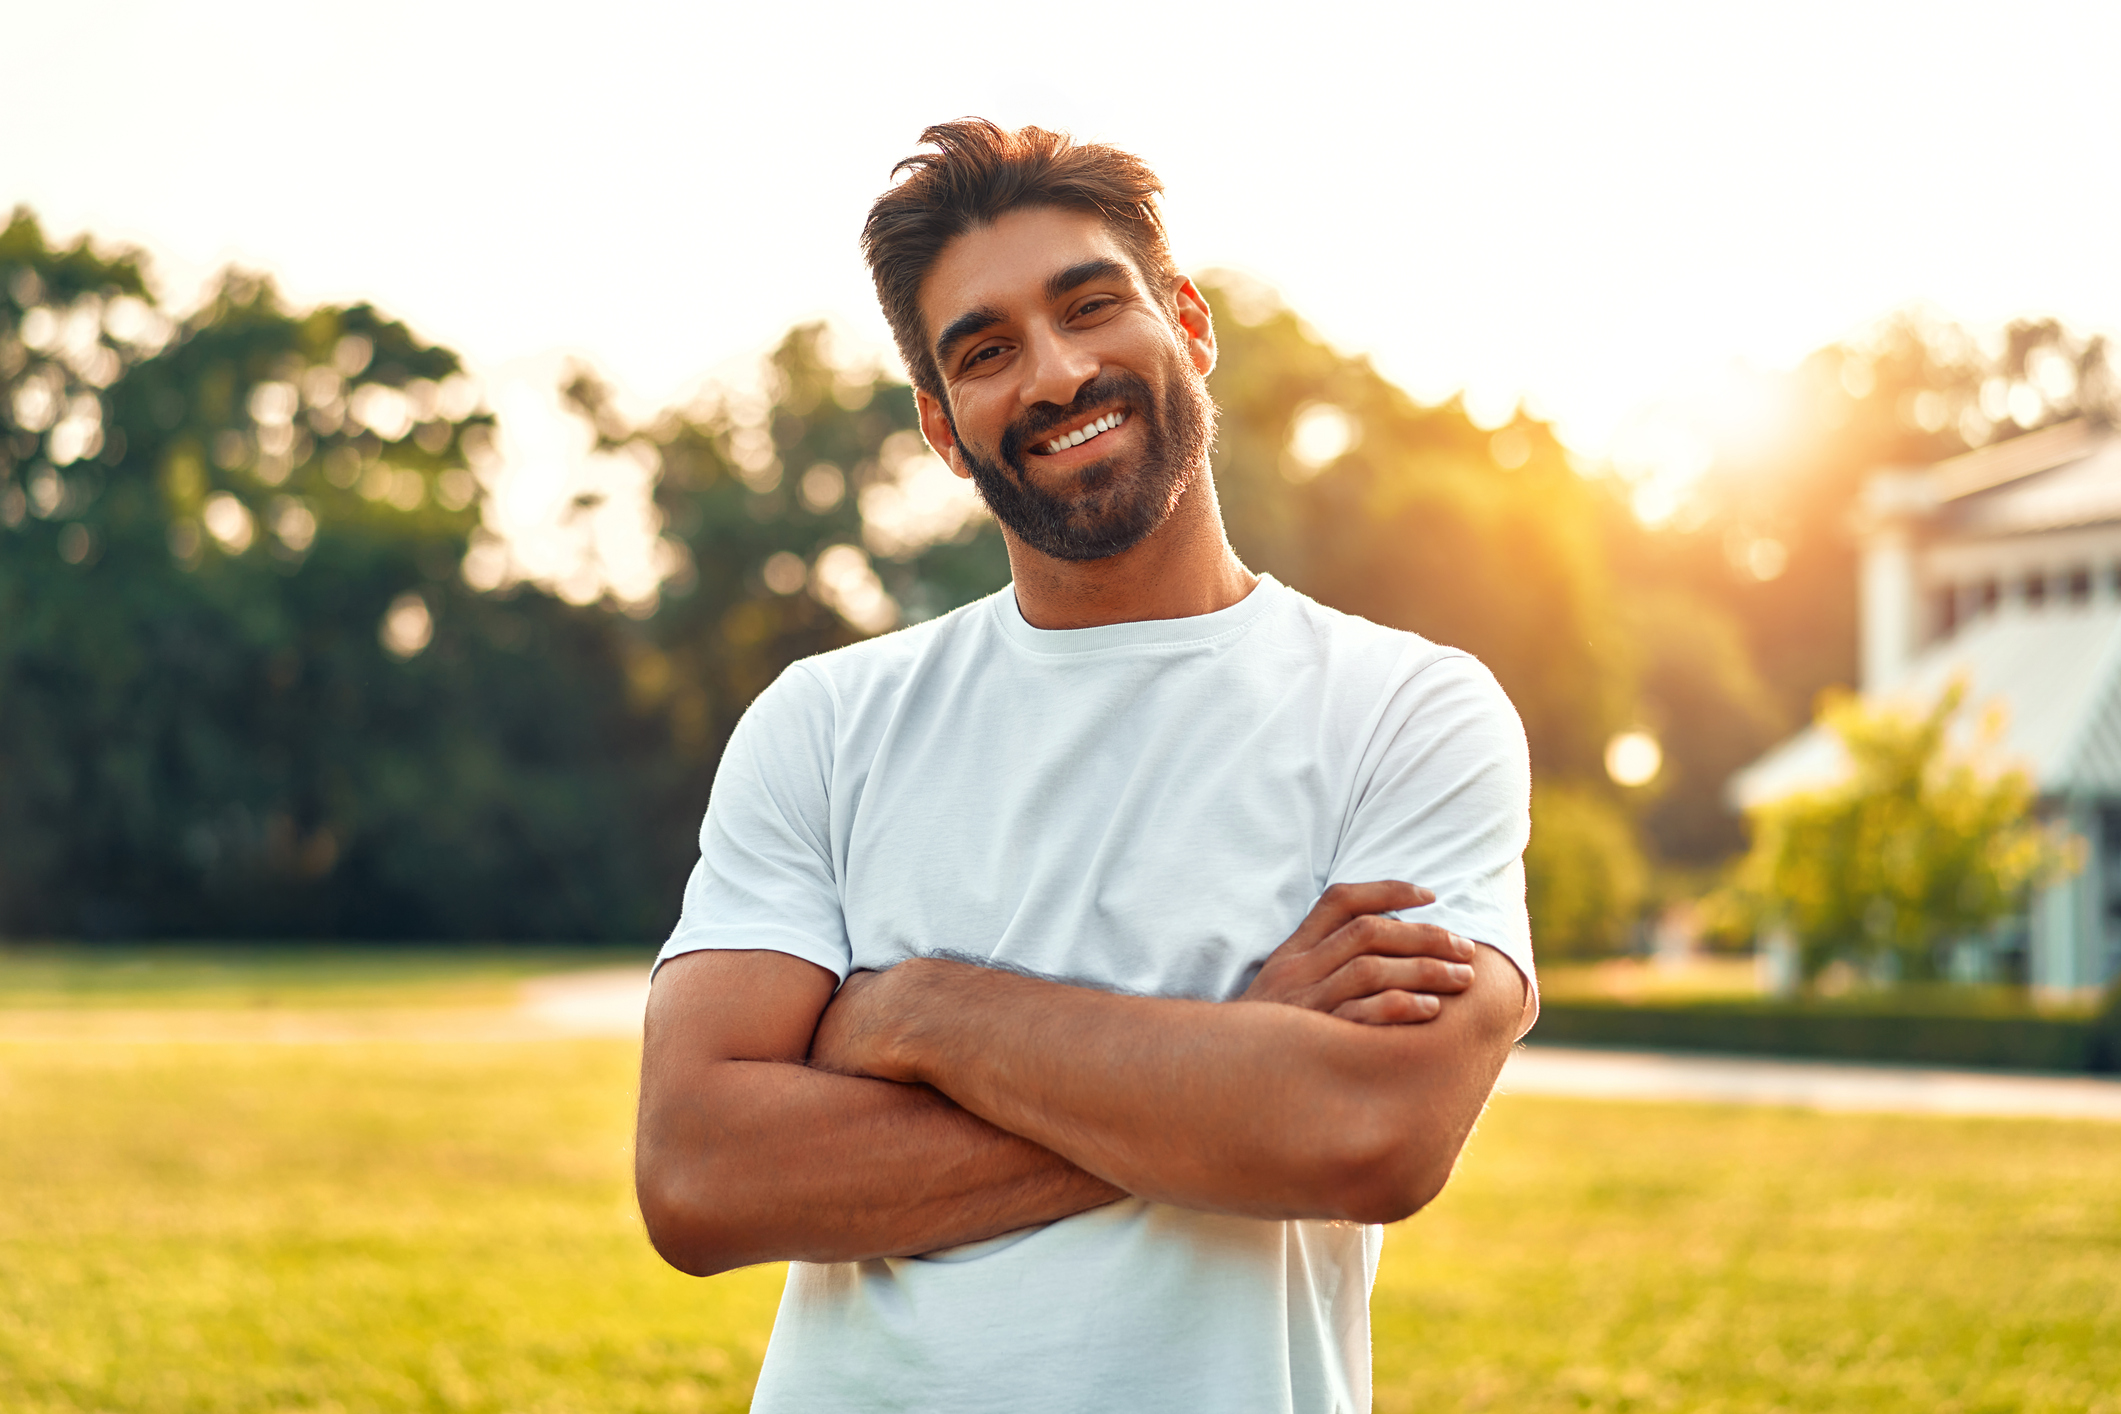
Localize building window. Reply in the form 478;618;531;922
2023;572;2047;608
2066;566;2092;604
1936;585;1958;635
1978;577;2000;613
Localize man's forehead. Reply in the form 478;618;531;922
919;207;1138;339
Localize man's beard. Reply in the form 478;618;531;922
948;365;1216;563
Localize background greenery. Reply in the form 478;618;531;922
1;953;2114;1413
5;207;2114;957
1529;996;2116;1071
1714;686;2078;983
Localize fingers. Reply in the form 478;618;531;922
1241;881;1455;1011
1316;952;1473;1011
1312;914;1474;984
1333;990;1443;1025
1284;881;1437;956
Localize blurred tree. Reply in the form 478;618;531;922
1523;783;1650;958
1715;684;2080;984
0;208;674;940
1624;589;1787;862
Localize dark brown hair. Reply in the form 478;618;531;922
861;119;1181;404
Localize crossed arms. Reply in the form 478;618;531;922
635;882;1527;1277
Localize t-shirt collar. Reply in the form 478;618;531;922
992;574;1285;656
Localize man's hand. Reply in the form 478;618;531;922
1242;881;1476;1024
809;969;908;1080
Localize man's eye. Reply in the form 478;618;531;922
966;345;1003;367
1074;298;1115;318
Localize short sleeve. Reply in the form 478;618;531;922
654;661;853;982
1329;651;1538;1033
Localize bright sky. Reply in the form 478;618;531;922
16;1;2121;572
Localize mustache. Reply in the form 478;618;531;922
998;371;1156;467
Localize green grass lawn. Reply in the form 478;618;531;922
1375;1104;2121;1413
1;951;2117;1412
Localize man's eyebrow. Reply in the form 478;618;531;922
1045;258;1131;302
932;261;1133;372
934;307;1005;370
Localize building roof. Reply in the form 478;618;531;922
1930;418;2099;501
1932;419;2121;538
1728;601;2121;810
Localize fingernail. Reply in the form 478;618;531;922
1448;963;1473;983
1452;934;1474;958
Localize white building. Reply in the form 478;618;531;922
1728;419;2121;997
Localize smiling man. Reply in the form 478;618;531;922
634;120;1538;1414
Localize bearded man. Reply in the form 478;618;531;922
635;119;1538;1414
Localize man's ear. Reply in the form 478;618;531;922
915;389;973;481
1172;277;1216;377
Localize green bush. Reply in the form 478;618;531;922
1529;999;2102;1072
1718;685;2080;982
1525;783;1648;958
2092;984;2121;1072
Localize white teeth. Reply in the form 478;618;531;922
1042;411;1126;453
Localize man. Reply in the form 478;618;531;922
635;119;1537;1413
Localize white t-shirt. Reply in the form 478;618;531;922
657;574;1535;1414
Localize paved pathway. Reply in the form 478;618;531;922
518;966;652;1035
1502;1044;2121;1122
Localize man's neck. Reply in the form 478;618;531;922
1003;471;1259;631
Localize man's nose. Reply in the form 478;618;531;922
1017;321;1099;411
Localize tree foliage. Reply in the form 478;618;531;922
0;209;676;940
1716;685;2080;982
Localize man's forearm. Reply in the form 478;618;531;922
636;950;1122;1277
816;949;1522;1224
638;1053;1121;1276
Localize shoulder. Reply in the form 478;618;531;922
1271;583;1462;672
785;591;1000;692
1396;649;1522;735
745;591;1003;725
1269;585;1524;738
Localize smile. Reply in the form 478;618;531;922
1035;410;1129;456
